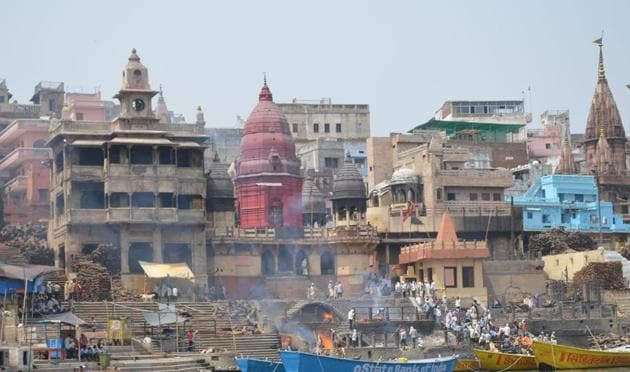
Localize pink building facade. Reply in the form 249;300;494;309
527;110;568;162
65;92;107;121
0;119;51;224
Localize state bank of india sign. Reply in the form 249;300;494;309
352;364;451;372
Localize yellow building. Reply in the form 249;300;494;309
400;212;489;305
541;247;606;281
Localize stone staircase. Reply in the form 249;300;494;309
263;275;312;299
70;301;281;360
112;355;213;371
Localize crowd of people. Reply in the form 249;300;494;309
64;334;105;360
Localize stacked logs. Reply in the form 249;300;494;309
70;258;112;302
0;224;53;265
111;279;140;302
573;262;626;290
590;333;630;349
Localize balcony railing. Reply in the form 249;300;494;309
0;147;52;171
208;225;379;241
2;175;27;193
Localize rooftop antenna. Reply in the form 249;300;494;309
263;72;267;86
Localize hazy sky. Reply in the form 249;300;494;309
3;1;629;136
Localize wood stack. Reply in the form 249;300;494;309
71;258;112;301
589;333;630;349
573;262;626;290
111;279;140;301
0;223;53;265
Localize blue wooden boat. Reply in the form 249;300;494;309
235;357;285;372
279;350;459;372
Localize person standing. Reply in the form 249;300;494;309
328;280;334;299
399;327;407;349
351;329;358;347
409;326;418;348
348;308;355;329
335;281;343;298
186;329;194;351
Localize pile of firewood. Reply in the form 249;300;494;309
589;333;630;349
573;262;626;290
111;279;140;302
0;224;53;265
70;258;112;301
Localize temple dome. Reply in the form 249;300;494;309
391;167;421;184
236;82;300;177
332;154;366;200
302;178;326;214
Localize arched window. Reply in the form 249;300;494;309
128;242;153;274
278;246;293;272
295;249;309;275
350;206;359;221
261;250;275;276
371;195;379;207
436;189;442;201
320;251;335;275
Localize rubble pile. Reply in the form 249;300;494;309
70;258;112;301
89;243;121;275
0;224;52;265
573;262;625;290
589;333;630;349
111;279;140;301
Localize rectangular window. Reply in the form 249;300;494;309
324;157;339;168
75;112;84;121
177;148;202;167
481;193;490;201
444;267;457;288
55;152;64;172
447;193;456;201
110;192;129;208
336;123;342;133
427;268;433;282
561;213;570;223
292;123;298;133
313;123;319;133
177;194;203;209
130;146;153;164
38;189;49;202
75;181;105;209
527;212;533;219
131;192;154;208
55;193;64;216
542;214;551;223
469;193;478;201
77;148;104;166
575;194;584;202
324;123;330;133
0;96;5;103
48;99;55;112
159;193;175;208
622;205;629;214
158;147;175;165
545;144;551;149
493;193;501;201
109;146;126;164
462;266;475;288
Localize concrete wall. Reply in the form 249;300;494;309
483;259;546;303
366;137;393;192
542;248;605;281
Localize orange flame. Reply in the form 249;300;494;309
317;333;333;349
323;312;333;321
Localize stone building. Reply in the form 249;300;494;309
0;119;51;224
234;81;303;230
65;91;107;122
399;212;490;304
582;41;629;222
527;110;569;163
47;49;208;289
207;85;378;299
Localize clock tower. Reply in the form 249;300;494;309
114;48;158;120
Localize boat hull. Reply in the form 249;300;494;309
473;349;537;370
454;358;480;371
279;350;458;372
532;340;630;369
236;357;285;372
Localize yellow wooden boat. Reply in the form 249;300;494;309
454;358;480;371
532;339;630;369
472;348;537;370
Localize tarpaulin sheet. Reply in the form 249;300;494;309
138;261;194;280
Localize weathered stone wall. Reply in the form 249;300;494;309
483;259;546;303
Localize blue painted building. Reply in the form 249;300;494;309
512;175;630;233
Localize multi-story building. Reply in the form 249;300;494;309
0;79;61;128
527;110;569;163
512;175;630;246
0;119;51;224
65;91;107;122
413;99;530;143
47;49;209;289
